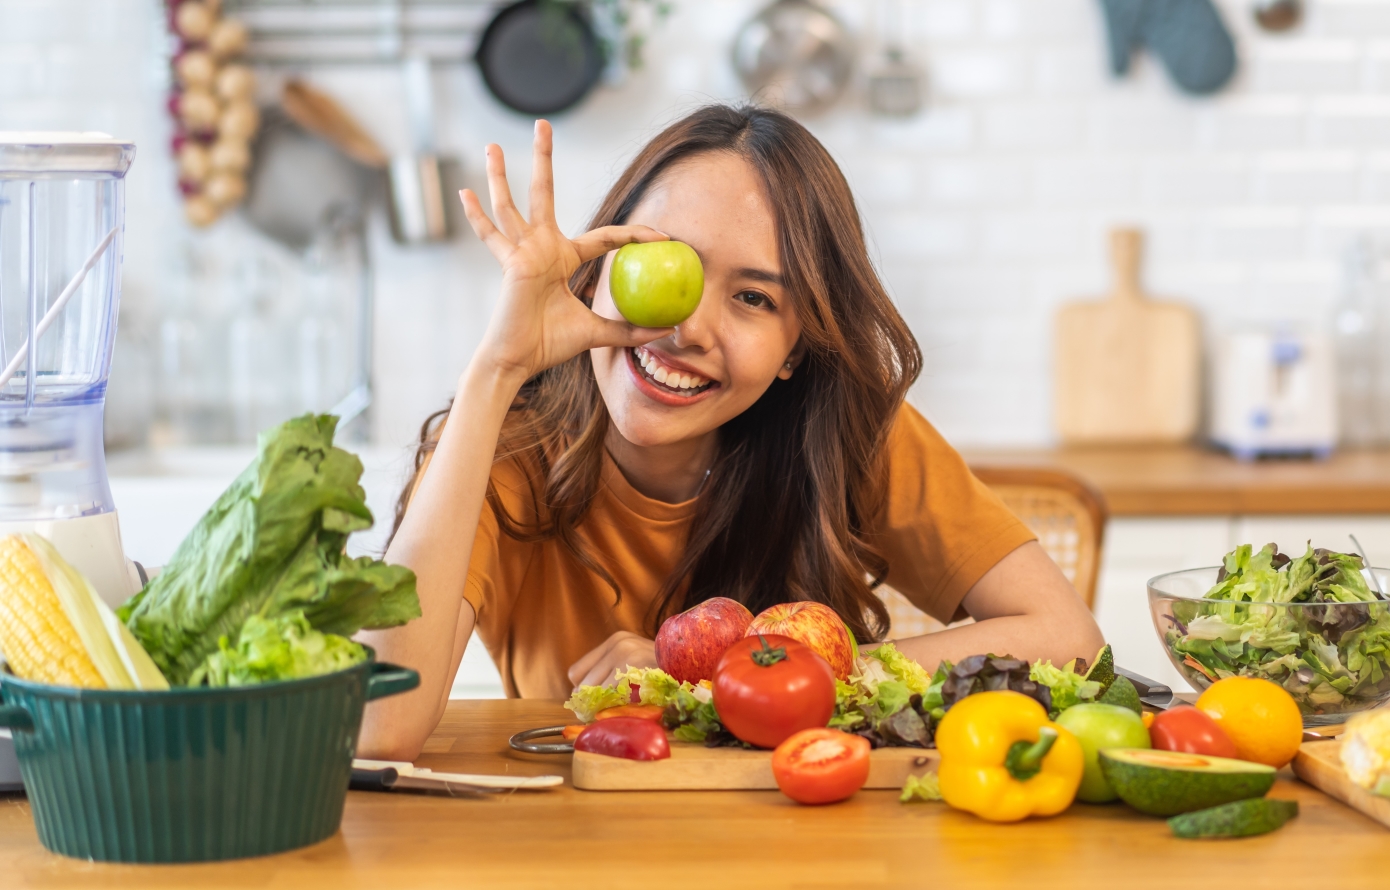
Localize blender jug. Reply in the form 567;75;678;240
0;133;140;609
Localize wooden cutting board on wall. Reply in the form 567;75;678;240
1054;229;1201;444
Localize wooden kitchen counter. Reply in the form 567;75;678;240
965;445;1390;516
1;699;1387;890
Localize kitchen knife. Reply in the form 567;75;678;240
350;766;399;792
351;759;563;793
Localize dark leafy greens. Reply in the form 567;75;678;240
120;415;420;686
1164;543;1390;714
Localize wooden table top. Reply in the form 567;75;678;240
1;698;1388;889
965;445;1390;516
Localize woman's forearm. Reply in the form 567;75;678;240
888;612;1103;672
356;359;526;760
886;541;1105;671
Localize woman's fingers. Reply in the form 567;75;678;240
573;634;658;689
483;144;528;238
567;632;622;687
567;631;656;689
458;189;514;262
528;120;556;226
572;225;670;263
588;316;675;350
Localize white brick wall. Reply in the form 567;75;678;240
7;0;1390;452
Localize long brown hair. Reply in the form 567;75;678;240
394;105;922;643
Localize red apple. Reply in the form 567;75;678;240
654;596;754;684
746;602;855;679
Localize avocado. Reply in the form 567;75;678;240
1099;748;1276;816
1168;798;1299;839
1084;644;1115;694
1097;674;1142;715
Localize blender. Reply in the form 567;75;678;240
0;133;140;789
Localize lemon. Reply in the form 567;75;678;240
1195;677;1302;768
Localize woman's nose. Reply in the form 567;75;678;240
671;282;718;349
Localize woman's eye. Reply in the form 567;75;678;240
736;290;772;309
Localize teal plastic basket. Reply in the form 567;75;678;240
0;651;417;862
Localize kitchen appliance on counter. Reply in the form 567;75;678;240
1210;329;1337;460
0;132;143;790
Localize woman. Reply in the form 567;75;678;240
359;106;1102;760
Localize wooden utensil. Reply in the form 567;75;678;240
571;742;935;791
1054;228;1201;444
280;80;388;169
1292;740;1390;829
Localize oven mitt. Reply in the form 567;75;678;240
1098;0;1237;95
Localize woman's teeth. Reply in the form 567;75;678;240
633;347;711;393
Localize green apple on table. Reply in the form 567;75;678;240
1055;703;1152;803
610;241;704;327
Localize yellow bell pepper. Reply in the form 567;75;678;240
935;690;1084;823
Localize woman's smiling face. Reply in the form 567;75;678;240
589;152;802;449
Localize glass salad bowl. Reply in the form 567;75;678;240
1149;567;1390;726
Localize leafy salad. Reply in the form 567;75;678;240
565;642;1121;748
1162;543;1390;713
120;414;420;687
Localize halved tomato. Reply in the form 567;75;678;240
771;728;871;805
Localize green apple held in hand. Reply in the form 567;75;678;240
1055;703;1152;803
610;241;704;328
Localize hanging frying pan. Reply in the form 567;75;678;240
475;0;605;116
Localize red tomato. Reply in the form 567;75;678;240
1150;705;1239;759
772;728;872;805
712;633;836;749
595;704;665;723
573;717;671;761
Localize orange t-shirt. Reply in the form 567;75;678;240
457;403;1035;699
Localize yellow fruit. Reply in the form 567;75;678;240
1195;676;1302;768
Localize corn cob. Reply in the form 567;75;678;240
0;534;106;688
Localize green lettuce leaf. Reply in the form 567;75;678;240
665;686;722;743
119;415;420;686
191;610;366;687
1029;660;1102;712
866;642;933;695
613;666;684;707
563;680;633;723
900;773;943;803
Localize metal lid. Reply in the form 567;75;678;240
0;132;136;177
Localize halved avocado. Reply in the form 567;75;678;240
1084;644;1115;694
1097;674;1142;715
1099;748;1276;817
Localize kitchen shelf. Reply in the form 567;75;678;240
222;0;500;65
964;445;1390;516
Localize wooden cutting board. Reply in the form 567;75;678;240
572;743;937;791
1054;228;1201;444
1292;740;1390;829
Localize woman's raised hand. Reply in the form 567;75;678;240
460;120;670;383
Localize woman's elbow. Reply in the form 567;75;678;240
355;705;442;763
356;727;427;763
1066;608;1106;663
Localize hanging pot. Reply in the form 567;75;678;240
475;0;606;116
732;0;855;115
